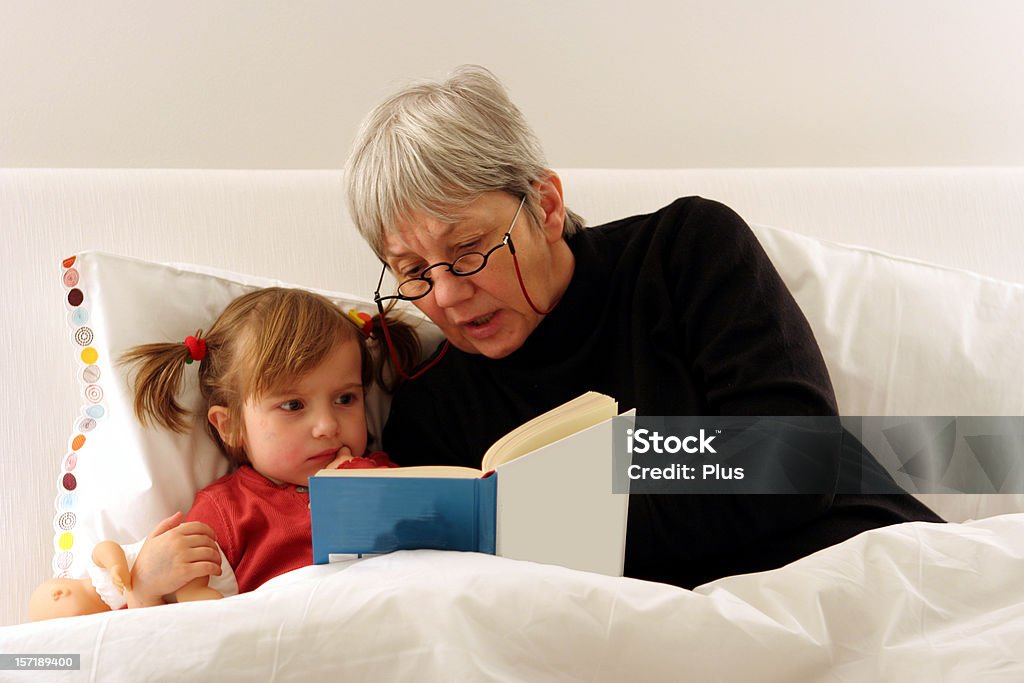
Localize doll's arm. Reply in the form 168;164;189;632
91;540;131;593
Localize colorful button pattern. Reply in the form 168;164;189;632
54;254;108;575
57;512;77;531
74;327;94;346
53;551;74;574
82;365;100;383
84;384;103;403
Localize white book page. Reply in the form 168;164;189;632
481;391;617;470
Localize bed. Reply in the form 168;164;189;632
2;167;1023;681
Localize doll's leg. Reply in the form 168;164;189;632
174;575;222;602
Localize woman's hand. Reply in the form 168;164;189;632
127;512;221;608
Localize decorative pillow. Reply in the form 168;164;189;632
752;223;1024;521
53;251;442;579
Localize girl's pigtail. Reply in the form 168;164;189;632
119;332;205;433
370;312;422;392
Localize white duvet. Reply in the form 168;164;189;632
3;514;1023;682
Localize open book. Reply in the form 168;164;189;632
320;391;618;479
309;391;631;577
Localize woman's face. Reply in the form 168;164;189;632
381;177;574;359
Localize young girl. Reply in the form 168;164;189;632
121;287;420;598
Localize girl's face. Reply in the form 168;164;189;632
234;339;368;487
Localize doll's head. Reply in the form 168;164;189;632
29;577;109;621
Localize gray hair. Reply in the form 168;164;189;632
345;65;585;259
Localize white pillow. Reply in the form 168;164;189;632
751;223;1024;416
53;251;442;578
752;223;1024;521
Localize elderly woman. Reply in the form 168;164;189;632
345;66;941;589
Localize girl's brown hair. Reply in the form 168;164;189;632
120;287;420;465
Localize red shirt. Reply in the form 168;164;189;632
186;454;394;593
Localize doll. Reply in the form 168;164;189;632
29;538;221;621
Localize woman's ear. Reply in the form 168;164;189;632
534;170;567;244
207;405;234;446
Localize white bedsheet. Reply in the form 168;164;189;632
2;515;1022;682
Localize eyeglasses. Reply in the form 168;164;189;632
372;193;556;381
373;194;527;303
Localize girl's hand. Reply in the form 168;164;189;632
326;446;355;469
334;452;399;469
127;512;221;608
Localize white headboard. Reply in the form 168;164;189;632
559;168;1024;285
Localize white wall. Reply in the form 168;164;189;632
2;0;1023;169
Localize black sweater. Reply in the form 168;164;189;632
384;197;941;588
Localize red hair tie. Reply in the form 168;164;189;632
184;335;207;364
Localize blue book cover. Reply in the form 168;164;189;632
310;473;497;563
